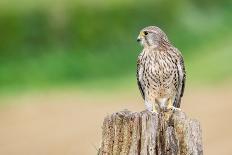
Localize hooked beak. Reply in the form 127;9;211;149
137;31;145;42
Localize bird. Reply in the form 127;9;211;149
136;26;186;113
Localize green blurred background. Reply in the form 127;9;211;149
0;0;231;91
0;0;232;154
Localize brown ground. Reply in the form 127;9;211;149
0;87;231;155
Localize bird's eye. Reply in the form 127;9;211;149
144;31;148;35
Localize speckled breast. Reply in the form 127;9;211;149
139;50;179;99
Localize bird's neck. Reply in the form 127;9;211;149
143;46;162;55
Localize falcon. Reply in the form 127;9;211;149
136;26;186;113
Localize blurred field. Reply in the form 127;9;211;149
0;0;231;89
0;86;232;155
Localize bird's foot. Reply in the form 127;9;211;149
152;108;158;114
166;98;181;112
171;106;181;112
163;106;181;121
152;103;159;114
167;106;181;112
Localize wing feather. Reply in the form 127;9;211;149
136;56;145;100
174;51;186;108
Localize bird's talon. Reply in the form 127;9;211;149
151;109;159;114
173;107;181;111
152;109;158;114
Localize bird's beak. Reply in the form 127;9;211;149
137;32;145;42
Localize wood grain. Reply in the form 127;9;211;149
98;110;203;155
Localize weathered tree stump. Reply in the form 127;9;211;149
98;110;203;155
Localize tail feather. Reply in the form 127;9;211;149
173;97;181;108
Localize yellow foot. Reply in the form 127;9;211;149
152;103;158;114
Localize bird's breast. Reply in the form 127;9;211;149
140;51;178;88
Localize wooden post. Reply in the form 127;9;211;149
98;110;203;155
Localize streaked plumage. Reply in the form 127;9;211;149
136;26;186;113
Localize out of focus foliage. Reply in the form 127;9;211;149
0;0;231;89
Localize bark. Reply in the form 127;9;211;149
98;110;203;155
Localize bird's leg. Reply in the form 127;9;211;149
163;98;174;121
167;98;173;111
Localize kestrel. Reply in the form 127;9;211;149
136;26;186;113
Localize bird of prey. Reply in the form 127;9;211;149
136;26;186;113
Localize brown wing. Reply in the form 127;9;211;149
174;51;186;108
136;56;145;100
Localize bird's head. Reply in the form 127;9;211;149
137;26;169;48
